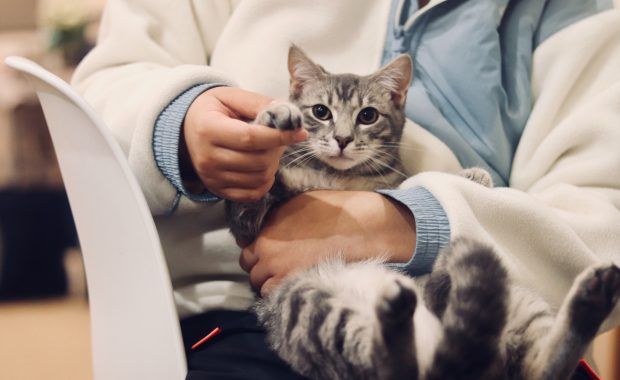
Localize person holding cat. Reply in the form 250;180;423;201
73;0;620;379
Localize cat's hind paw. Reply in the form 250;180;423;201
255;102;303;131
376;278;417;330
374;278;419;378
570;263;620;337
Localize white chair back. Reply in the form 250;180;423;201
5;57;187;380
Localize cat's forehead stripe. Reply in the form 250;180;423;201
334;75;359;103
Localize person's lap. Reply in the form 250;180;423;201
181;309;308;380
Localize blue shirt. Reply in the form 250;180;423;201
382;0;613;186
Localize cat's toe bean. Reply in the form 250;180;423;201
580;264;620;306
570;263;620;336
255;109;274;127
257;103;302;131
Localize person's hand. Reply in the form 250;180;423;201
239;190;416;296
181;87;308;202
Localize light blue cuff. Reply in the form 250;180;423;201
153;83;226;212
377;186;451;277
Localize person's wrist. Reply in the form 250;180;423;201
178;126;205;194
380;194;416;264
180;87;221;195
350;192;416;264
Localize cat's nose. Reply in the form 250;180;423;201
335;135;353;150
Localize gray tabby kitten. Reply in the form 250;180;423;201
226;45;417;245
227;46;489;244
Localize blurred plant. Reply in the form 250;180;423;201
37;0;93;65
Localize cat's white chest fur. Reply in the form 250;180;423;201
280;166;395;192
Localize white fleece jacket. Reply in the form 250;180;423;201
73;0;620;330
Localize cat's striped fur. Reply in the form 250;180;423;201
256;239;620;380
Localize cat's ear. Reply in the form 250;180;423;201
288;44;327;97
372;54;413;106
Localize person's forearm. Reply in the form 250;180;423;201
340;191;416;264
239;190;417;295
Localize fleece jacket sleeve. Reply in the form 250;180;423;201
395;8;620;331
153;83;225;214
71;0;237;215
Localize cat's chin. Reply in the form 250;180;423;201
321;156;361;171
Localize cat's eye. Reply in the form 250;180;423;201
357;107;378;125
312;104;332;120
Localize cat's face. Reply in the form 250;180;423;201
287;46;412;171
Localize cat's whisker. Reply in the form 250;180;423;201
367;147;401;164
367;155;409;179
282;150;317;169
281;146;314;160
364;147;406;172
293;154;318;169
362;160;392;187
282;147;312;158
379;142;424;153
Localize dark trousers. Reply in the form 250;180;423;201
183;312;598;380
181;310;308;380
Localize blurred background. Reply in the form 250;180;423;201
0;1;617;379
1;0;102;378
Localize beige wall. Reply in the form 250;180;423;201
0;0;39;30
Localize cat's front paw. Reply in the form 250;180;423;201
458;167;494;188
255;102;303;131
459;167;493;188
570;263;620;336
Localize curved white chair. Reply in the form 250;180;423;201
4;57;187;380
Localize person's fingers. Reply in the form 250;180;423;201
210;87;274;120
208;146;284;173
217;182;274;202
249;261;273;294
206;113;307;151
260;277;281;298
239;247;258;273
212;170;275;190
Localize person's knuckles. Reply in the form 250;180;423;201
192;112;218;139
193;152;218;174
227;171;270;188
203;148;230;169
